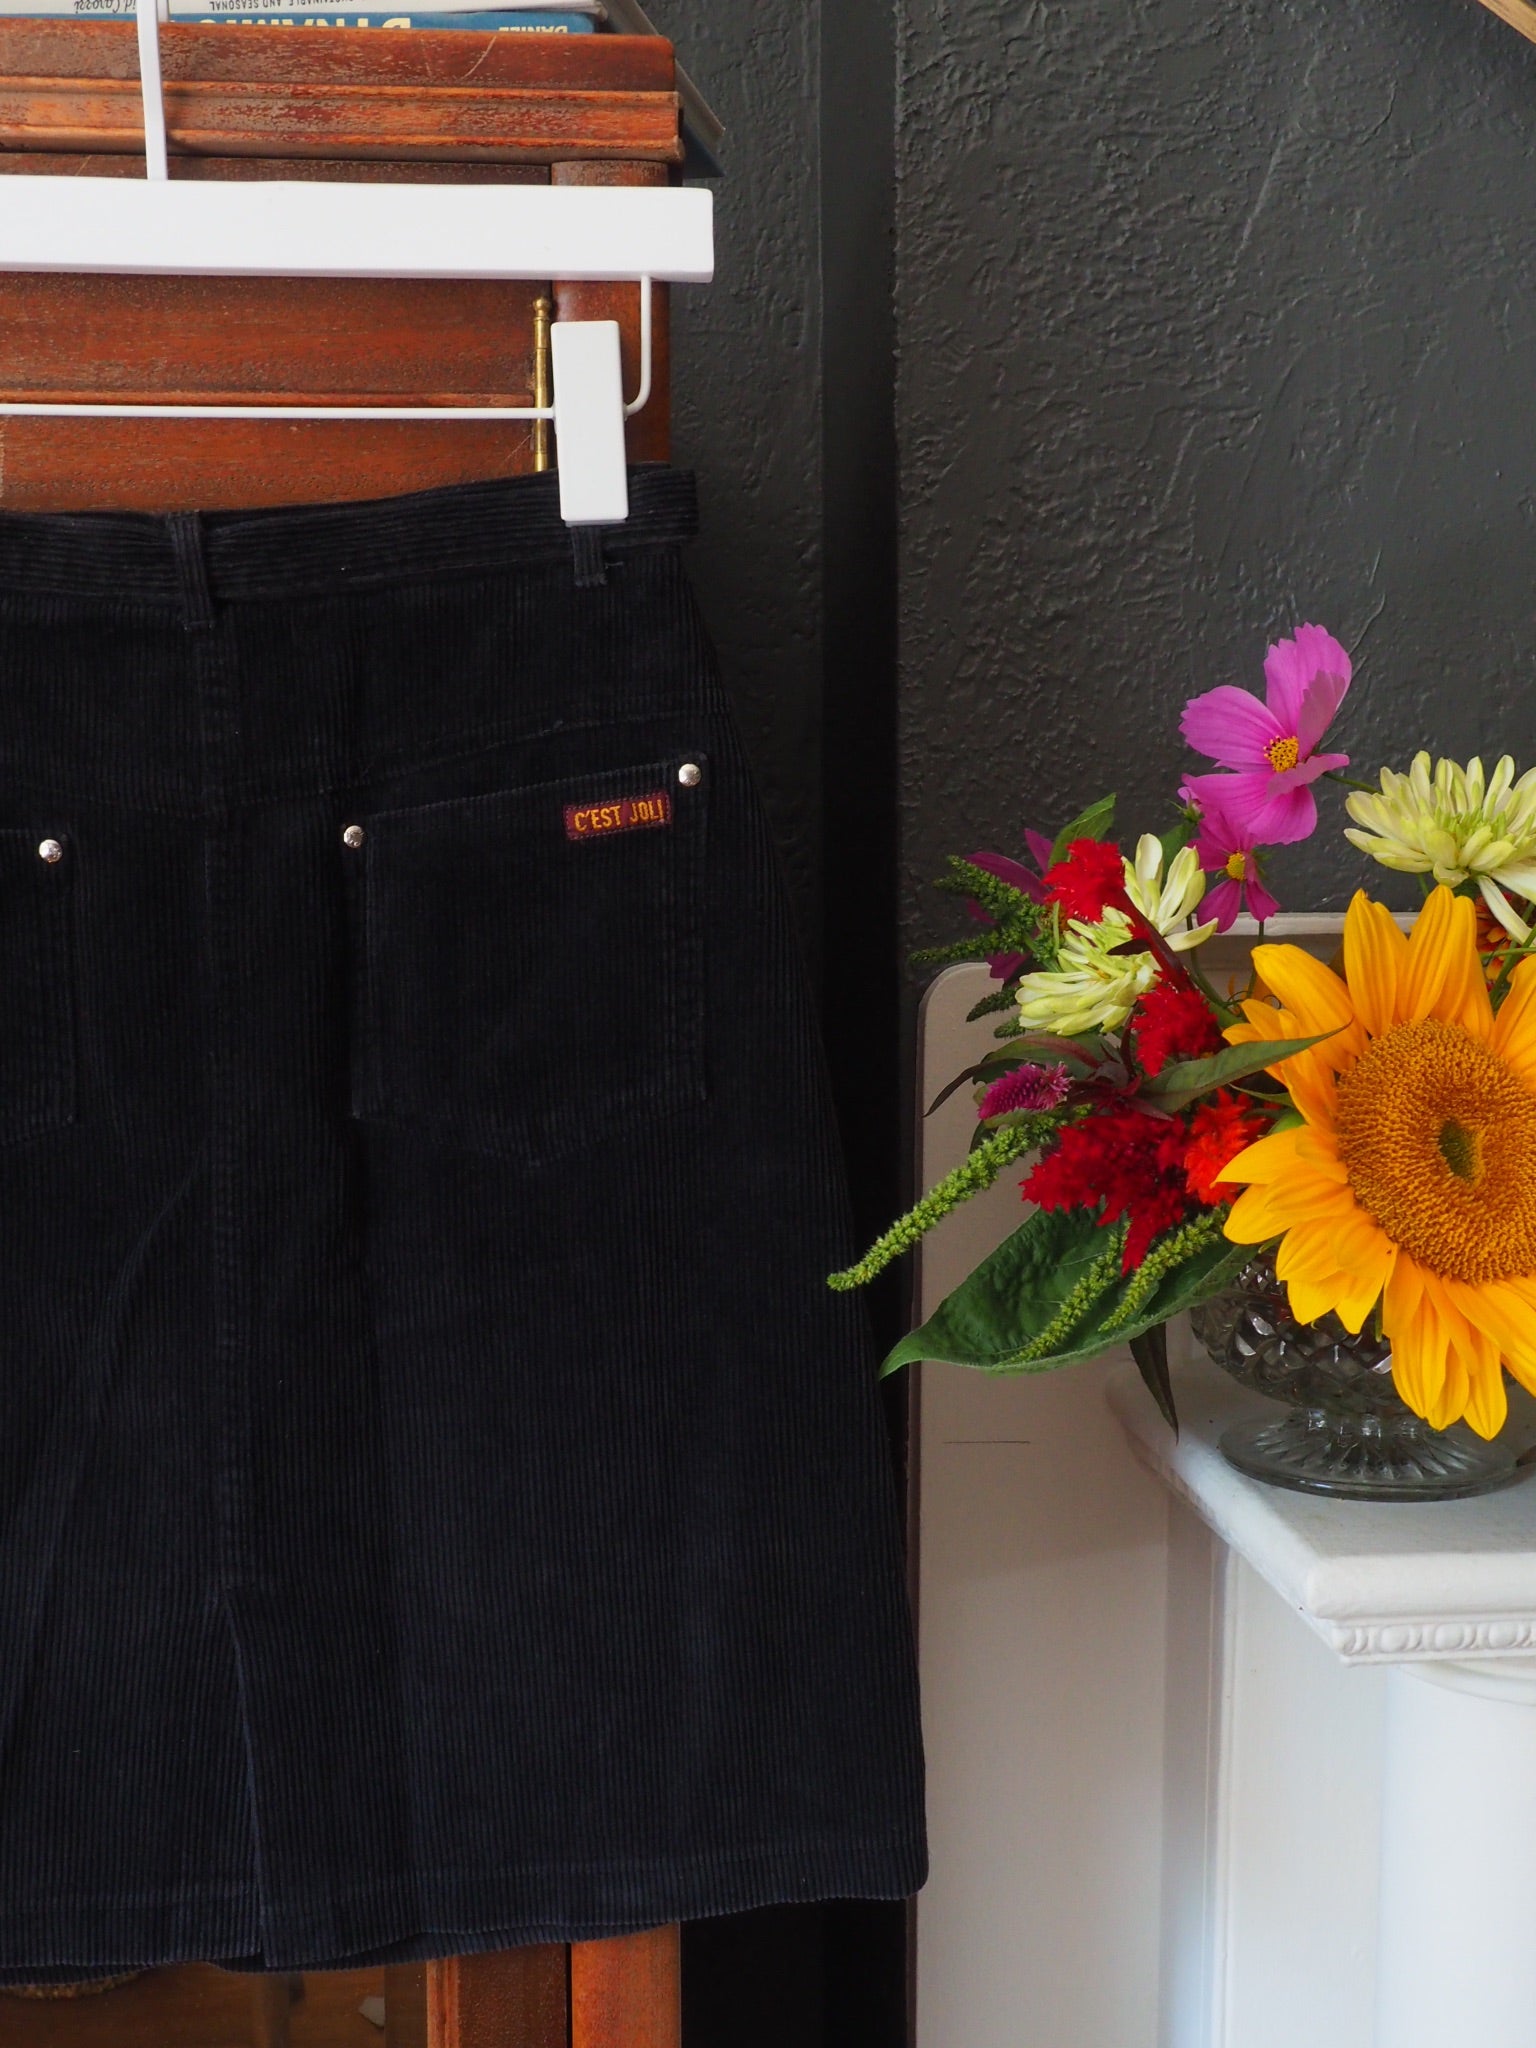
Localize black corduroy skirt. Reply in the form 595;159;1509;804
0;470;925;1978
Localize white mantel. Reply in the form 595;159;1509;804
1109;1352;1536;2048
1108;1357;1536;1666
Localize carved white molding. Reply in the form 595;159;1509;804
1108;1350;1536;1669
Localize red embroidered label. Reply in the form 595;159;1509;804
563;791;673;842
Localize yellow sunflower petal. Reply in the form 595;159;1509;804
1407;887;1494;1038
1222;1179;1355;1239
1419;1271;1478;1432
1247;942;1362;1052
1281;1054;1341;1128
1383;1258;1446;1422
1217;1126;1315;1186
1455;1275;1536;1401
1462;1355;1508;1441
1274;1219;1349;1293
1325;1217;1397;1334
1282;1266;1350;1328
1490;957;1536;1089
1342;891;1405;1041
1224;1185;1289;1245
1458;1310;1515;1441
1224;997;1285;1047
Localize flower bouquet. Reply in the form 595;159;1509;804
833;625;1536;1488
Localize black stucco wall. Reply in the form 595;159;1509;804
659;23;909;2048
661;3;825;929
898;0;1536;952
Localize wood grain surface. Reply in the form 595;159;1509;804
0;21;673;88
570;1927;681;2048
0;25;679;162
0;78;680;164
0;151;547;178
420;1949;567;2048
0;1967;384;2046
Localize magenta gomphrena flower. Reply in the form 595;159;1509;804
977;1062;1072;1120
1188;794;1279;931
1180;624;1351;845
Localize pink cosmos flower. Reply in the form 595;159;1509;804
1180;624;1351;845
1188;795;1279;931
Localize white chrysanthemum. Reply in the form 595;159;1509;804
1016;836;1216;1036
1123;834;1217;953
1345;754;1536;942
1017;909;1159;1036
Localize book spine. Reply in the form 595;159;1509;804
0;0;605;13
178;10;598;22
183;11;598;22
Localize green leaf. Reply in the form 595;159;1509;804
1129;1323;1177;1434
880;1205;1249;1378
1138;1033;1333;1114
1158;817;1195;868
1050;795;1116;865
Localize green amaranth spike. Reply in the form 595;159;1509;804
1001;1221;1129;1364
1100;1209;1226;1335
910;935;1010;970
826;1117;1057;1291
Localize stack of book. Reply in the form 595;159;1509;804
0;0;725;172
0;0;603;28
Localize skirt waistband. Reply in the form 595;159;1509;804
0;470;714;812
0;470;699;609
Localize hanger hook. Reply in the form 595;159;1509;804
136;0;169;184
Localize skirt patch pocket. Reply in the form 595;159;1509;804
345;756;707;1163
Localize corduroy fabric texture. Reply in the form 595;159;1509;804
0;469;926;1980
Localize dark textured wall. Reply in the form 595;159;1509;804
661;2;825;928
659;22;909;2048
897;0;1536;952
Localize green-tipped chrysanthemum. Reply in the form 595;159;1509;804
1017;836;1215;1036
1345;753;1536;942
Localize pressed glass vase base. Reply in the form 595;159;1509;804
1219;1409;1523;1502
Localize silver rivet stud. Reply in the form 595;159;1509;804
37;838;62;865
677;762;702;788
342;825;365;850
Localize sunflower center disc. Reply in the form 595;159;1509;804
1336;1017;1536;1283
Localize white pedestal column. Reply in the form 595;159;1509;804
1374;1658;1536;2048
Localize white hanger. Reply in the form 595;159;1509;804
0;0;714;524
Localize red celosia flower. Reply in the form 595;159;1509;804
1042;839;1128;924
977;1062;1072;1120
1023;1104;1192;1271
1126;982;1223;1078
1184;1092;1270;1205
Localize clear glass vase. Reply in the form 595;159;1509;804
1188;1254;1523;1502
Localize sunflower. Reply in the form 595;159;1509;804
1217;886;1536;1439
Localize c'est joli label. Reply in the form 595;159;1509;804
562;791;673;842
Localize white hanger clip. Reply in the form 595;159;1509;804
0;0;714;529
